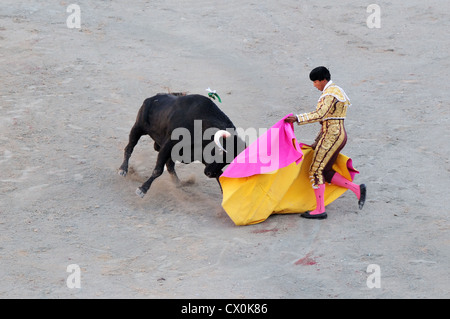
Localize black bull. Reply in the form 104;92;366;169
118;93;246;197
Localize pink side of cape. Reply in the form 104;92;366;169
221;114;304;178
346;158;359;180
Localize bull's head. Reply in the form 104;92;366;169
204;130;246;178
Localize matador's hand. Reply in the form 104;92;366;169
285;116;298;124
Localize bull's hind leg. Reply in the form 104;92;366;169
119;124;143;177
166;159;180;185
136;142;172;198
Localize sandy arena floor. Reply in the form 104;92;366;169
0;0;449;298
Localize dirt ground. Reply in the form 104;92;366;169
1;0;449;299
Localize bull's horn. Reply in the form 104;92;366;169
214;130;231;153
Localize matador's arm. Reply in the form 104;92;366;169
296;95;336;125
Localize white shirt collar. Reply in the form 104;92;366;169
323;80;333;91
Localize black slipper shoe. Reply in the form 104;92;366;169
301;211;327;219
358;184;366;210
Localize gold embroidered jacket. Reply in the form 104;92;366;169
296;82;351;125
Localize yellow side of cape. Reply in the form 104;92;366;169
220;146;354;226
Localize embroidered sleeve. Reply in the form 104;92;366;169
296;95;336;125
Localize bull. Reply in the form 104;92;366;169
118;93;245;197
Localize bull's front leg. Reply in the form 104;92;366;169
135;167;164;198
135;142;172;198
216;177;223;193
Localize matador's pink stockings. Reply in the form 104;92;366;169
331;172;361;199
310;184;326;215
303;173;366;219
301;184;327;219
331;172;366;210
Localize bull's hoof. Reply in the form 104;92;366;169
118;169;127;177
135;187;146;198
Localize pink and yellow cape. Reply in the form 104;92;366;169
219;115;359;225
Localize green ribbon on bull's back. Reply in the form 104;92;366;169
206;88;222;103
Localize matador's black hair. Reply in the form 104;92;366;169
309;66;331;81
